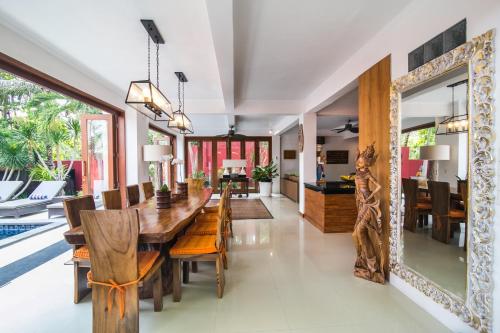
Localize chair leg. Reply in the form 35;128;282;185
172;258;181;302
182;261;190;284
74;262;90;304
191;261;198;273
222;250;228;270
152;270;163;312
216;256;225;298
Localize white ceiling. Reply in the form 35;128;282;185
0;0;411;135
233;0;410;101
0;0;223;101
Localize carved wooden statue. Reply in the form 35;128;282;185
352;143;385;284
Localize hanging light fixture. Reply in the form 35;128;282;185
125;20;173;122
436;79;469;135
168;71;194;134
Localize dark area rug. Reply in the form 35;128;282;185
209;199;273;220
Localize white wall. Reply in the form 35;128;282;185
298;112;316;213
125;108;150;199
302;1;500;331
321;136;358;181
436;133;468;185
280;125;299;176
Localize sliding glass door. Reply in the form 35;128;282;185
185;137;271;193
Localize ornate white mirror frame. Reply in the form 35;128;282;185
389;30;496;332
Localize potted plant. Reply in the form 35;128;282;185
191;170;206;190
252;161;279;197
156;184;171;209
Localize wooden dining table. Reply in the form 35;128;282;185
63;188;213;296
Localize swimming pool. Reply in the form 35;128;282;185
0;223;49;240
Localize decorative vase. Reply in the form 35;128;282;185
177;182;188;199
156;190;171;209
259;181;272;197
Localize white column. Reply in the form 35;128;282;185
125;107;150;192
272;134;280;194
298;112;317;213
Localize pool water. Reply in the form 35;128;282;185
0;224;47;240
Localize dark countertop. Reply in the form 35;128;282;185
304;181;355;194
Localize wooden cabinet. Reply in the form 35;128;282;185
304;188;357;233
281;177;299;202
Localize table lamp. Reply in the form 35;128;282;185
419;145;450;181
143;144;172;188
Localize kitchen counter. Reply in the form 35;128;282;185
303;181;357;233
304;181;355;194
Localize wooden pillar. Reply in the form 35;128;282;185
358;55;391;277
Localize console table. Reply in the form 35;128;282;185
219;177;249;197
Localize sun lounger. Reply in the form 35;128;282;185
0;181;66;218
0;181;23;203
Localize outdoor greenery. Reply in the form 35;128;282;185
400;127;436;159
0;71;100;197
252;160;279;183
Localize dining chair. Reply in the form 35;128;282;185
402;178;431;232
126;185;140;207
142;181;155;200
458;180;468;251
170;194;227;301
81;209;164;333
185;185;229;271
102;189;122;209
428;181;466;244
63;195;96;303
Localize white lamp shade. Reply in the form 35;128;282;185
143;144;172;162
222;159;246;168
419;145;450;161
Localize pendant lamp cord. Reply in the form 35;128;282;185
156;42;160;88
147;35;151;81
177;78;182;111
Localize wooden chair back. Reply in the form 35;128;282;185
458;180;468;214
142;182;154;200
63;195;96;229
102;189;122;209
402;178;417;209
428;181;451;215
80;209;140;332
216;185;228;250
401;178;418;231
127;185;140;207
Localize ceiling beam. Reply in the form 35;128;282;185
205;0;234;113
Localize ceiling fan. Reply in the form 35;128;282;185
333;120;359;134
216;125;248;140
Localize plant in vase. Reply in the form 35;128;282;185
156;184;171;209
252;161;279;197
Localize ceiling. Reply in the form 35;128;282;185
233;0;409;101
0;0;412;134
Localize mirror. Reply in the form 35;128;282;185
400;65;468;300
389;30;495;332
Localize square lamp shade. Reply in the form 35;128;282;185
143;144;172;162
126;80;174;121
419;145;450;161
168;110;194;134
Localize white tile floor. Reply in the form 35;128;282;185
0;195;451;333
